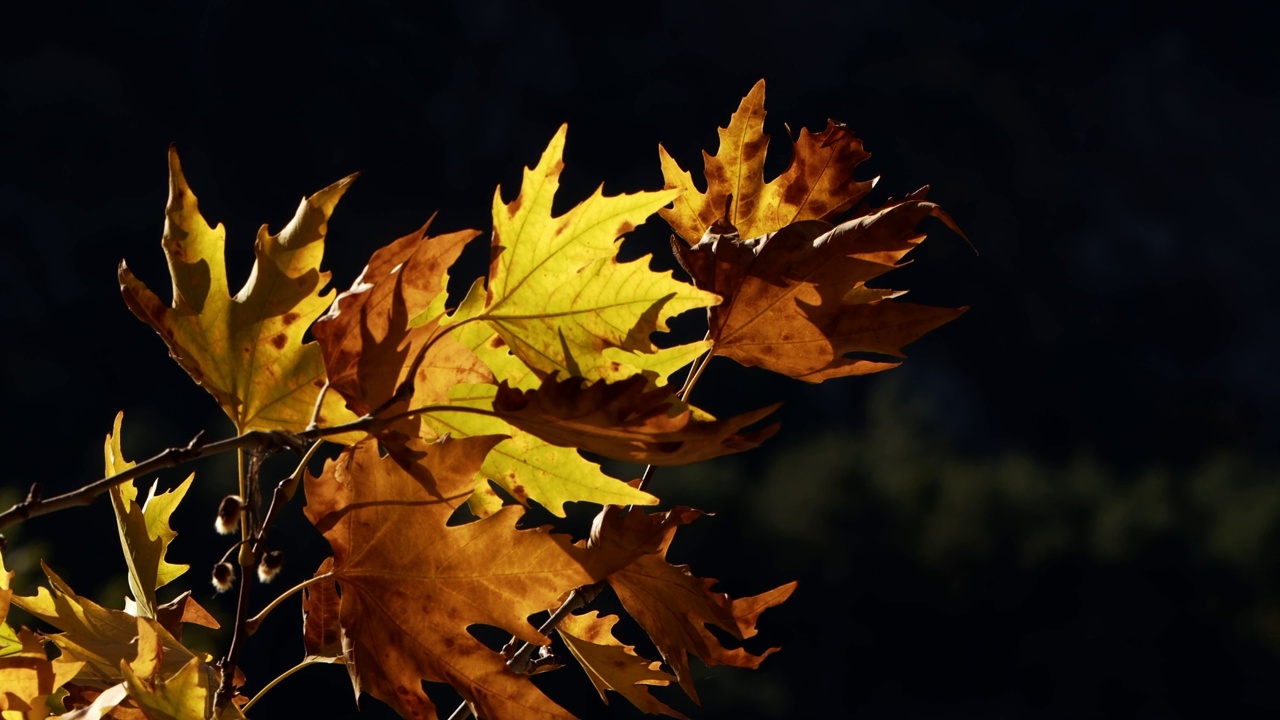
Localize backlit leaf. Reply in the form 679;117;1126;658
594;506;796;703
302;437;649;719
489;375;780;466
558;611;688;719
103;412;191;618
444;125;719;383
119;147;360;436
659;78;874;244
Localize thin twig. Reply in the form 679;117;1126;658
243;572;335;636
216;447;264;709
0;430;301;531
241;655;335;713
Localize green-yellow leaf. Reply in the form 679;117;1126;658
423;383;657;518
558;611;688;719
11;564;204;687
119;147;361;436
446;125;718;382
104;412;191;618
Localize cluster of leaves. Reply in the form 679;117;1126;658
0;80;965;719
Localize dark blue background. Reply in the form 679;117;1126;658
2;1;1277;717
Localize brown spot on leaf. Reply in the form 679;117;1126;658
269;333;287;350
282;311;301;326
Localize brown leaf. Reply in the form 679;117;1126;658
659;78;874;244
558;611;688;719
301;557;344;660
687;196;968;382
597;507;796;703
311;220;485;417
302;437;638;719
153;591;219;643
490;375;779;466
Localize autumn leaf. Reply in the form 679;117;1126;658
593;506;796;703
443;125;719;383
301;557;344;661
488;375;779;466
312;219;484;417
103;412;192;618
0;550;85;716
677;200;968;382
0;627;83;716
558;611;688;719
303;437;645;719
661;81;968;382
10;564;207;688
119;147;361;435
423;382;657;518
659;78;874;244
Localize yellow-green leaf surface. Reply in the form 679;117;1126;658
119;618;241;720
558;611;688;719
658;78;875;244
0;627;82;715
0;549;14;657
11;564;203;687
424;383;657;518
447;125;719;382
104;412;191;618
119;147;360;436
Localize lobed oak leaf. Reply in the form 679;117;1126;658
423;383;657;518
659;78;874;245
10;564;207;689
443;125;719;383
661;81;969;382
302;437;645;719
312;219;485;418
683;198;968;382
103;412;192;619
489;375;780;466
300;557;344;661
0;627;83;715
593;506;796;703
557;611;688;719
119;147;361;436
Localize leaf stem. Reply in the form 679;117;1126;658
242;572;334;636
241;655;336;713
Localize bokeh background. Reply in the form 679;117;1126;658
3;1;1277;717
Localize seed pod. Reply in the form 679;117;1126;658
257;550;285;583
215;495;243;535
211;562;235;593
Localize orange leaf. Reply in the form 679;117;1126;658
659;78;874;244
302;437;642;719
678;195;968;382
594;506;795;703
490;375;779;466
558;611;688;719
301;558;343;661
312;219;486;417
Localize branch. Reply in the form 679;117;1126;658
0;429;305;531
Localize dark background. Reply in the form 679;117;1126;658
3;1;1278;718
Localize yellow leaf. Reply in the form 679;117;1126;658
10;564;203;687
423;383;657;518
558;611;688;719
119;147;361;436
104;412;191;618
446;125;718;383
0;628;83;715
120;657;225;720
659;78;875;244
